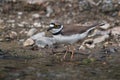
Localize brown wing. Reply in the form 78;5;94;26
61;23;98;35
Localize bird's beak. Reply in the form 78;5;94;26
47;27;53;31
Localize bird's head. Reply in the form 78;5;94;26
47;23;56;31
47;23;63;35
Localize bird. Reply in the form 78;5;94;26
47;22;98;60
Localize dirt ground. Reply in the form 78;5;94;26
0;0;120;80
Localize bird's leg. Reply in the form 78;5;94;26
70;45;75;60
63;45;70;60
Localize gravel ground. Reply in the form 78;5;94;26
0;0;120;80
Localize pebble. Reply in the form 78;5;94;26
111;27;120;35
99;21;111;30
32;13;40;19
46;6;53;17
18;16;21;19
101;0;115;12
11;23;15;28
19;29;28;35
17;12;23;16
17;21;29;27
7;20;15;23
88;29;110;37
109;47;116;53
93;35;109;44
0;38;3;42
26;0;46;5
79;39;93;50
0;19;3;23
81;34;109;49
21;21;28;25
17;12;23;19
118;11;120;16
23;38;34;47
33;22;42;27
9;31;17;39
17;23;24;27
18;39;25;45
85;43;95;49
79;0;91;11
27;28;37;37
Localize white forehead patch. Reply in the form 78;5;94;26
49;24;54;28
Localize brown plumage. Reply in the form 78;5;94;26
61;23;99;35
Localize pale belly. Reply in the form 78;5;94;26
53;34;82;44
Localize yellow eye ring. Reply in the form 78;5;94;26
54;25;58;27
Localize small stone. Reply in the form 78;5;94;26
46;6;53;17
79;45;86;50
100;0;115;12
118;11;120;16
12;0;16;2
17;21;28;27
79;0;91;11
88;29;110;37
19;29;28;35
18;16;21;19
33;22;42;27
32;13;40;19
0;19;3;23
109;48;116;53
17;12;23;16
11;23;15;28
93;35;109;44
21;21;28;25
86;43;95;48
18;39;25;45
17;23;24;27
99;21;111;30
111;27;120;35
26;0;46;5
27;28;37;37
7;20;15;23
79;39;93;49
23;38;34;47
84;39;95;48
9;31;17;39
0;38;3;42
119;44;120;47
81;34;109;49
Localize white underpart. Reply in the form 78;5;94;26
35;37;56;48
50;25;63;34
53;27;95;44
30;32;56;48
